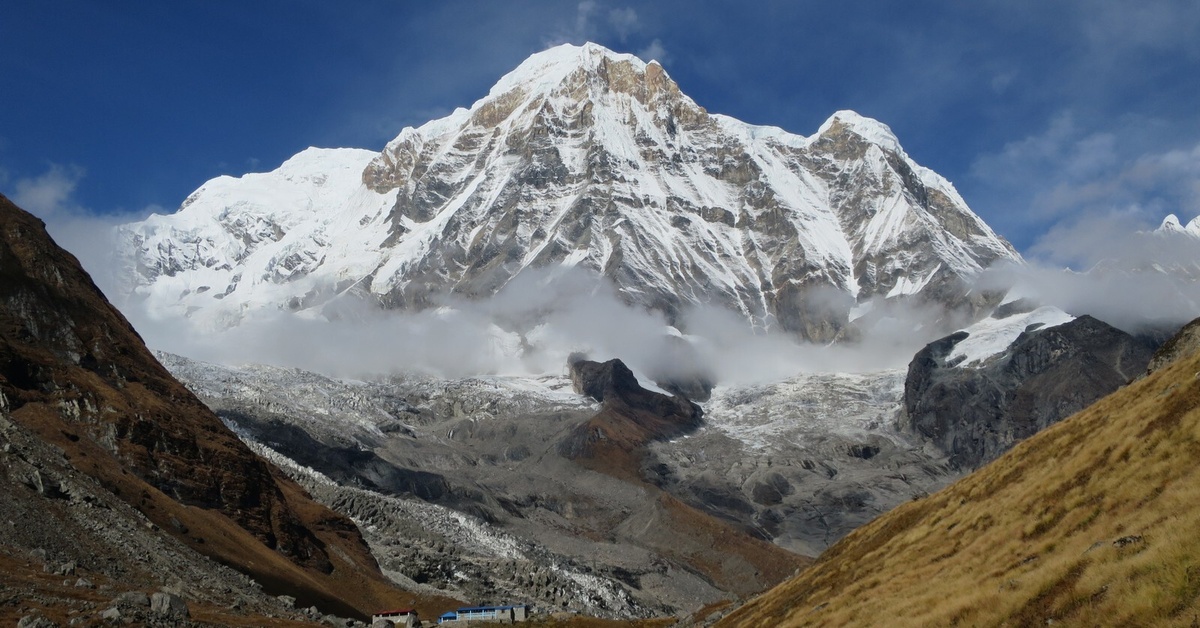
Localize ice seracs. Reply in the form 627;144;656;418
116;42;1021;341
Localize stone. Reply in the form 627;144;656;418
17;616;58;628
44;560;76;576
276;594;297;608
150;591;190;618
100;608;121;622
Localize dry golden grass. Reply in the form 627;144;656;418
524;615;675;627
719;345;1200;627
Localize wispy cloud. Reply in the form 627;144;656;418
970;109;1200;242
638;39;668;64
607;7;640;42
544;1;668;63
1078;1;1200;61
6;164;160;298
12;164;85;217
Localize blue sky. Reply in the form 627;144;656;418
2;1;1198;256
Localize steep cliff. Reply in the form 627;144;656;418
901;313;1158;468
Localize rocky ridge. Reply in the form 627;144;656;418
560;357;703;466
0;193;441;621
1145;315;1200;376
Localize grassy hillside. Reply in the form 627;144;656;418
719;341;1200;627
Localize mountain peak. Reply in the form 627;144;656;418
818;110;904;154
1156;213;1200;237
119;43;1020;342
487;42;657;100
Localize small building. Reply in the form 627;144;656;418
437;604;532;624
372;607;420;627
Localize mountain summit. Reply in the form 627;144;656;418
118;43;1019;339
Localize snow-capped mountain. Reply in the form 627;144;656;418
117;42;1019;339
1157;213;1200;238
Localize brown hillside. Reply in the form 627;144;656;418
719;328;1200;627
0;193;458;619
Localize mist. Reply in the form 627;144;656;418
115;266;940;386
989;212;1200;333
35;203;1200;389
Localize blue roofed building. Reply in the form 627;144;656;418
436;604;531;624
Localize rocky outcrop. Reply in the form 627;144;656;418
902;315;1159;468
560;357;702;463
1145;316;1200;375
715;324;1200;628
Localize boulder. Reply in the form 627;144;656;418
150;591;190;618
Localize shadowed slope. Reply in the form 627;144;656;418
719;321;1200;627
0;193;455;619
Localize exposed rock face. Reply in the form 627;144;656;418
901;315;1159;468
1145;316;1200;375
117;43;1018;340
149;591;189;618
561;358;702;465
0;193;428;619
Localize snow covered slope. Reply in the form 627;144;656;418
117;42;1019;340
1157;213;1200;238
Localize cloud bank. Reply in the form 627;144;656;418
13;163;1200;388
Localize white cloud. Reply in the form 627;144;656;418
607;7;639;42
12;164;85;217
545;1;665;64
638;39;668;64
575;0;597;38
971;111;1200;232
116;262;955;386
4;164;159;299
990;70;1017;94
